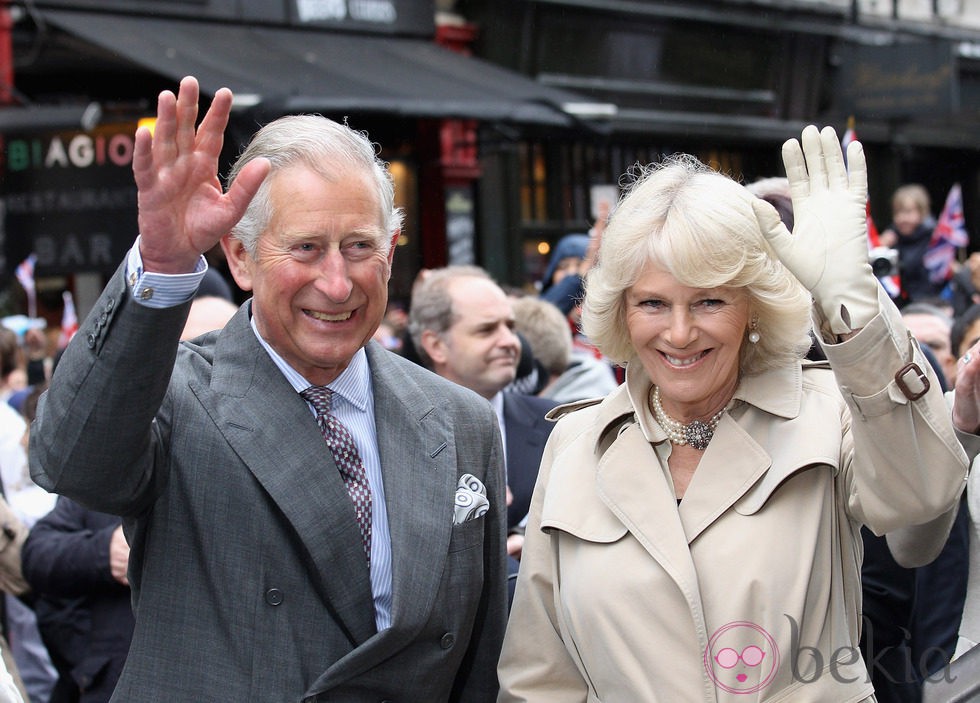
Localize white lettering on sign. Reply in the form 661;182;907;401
296;0;346;21
349;0;396;23
5;134;135;172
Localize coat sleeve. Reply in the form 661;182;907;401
21;496;123;598
820;285;969;551
29;261;190;516
497;421;589;703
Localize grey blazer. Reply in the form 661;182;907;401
30;263;507;702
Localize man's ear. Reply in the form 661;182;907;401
387;229;400;267
221;234;254;292
420;329;448;366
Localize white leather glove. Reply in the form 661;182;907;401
754;125;879;336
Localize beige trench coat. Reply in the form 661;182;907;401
498;293;970;703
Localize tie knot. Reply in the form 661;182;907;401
300;386;333;416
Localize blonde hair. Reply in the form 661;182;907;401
891;184;931;218
581;155;813;375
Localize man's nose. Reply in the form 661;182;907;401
314;250;353;302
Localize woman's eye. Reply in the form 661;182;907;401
697;298;725;309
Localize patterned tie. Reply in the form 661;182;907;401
300;386;372;564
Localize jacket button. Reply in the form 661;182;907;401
265;588;283;606
86;333;96;348
440;633;455;649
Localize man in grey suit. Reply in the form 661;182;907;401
29;76;507;702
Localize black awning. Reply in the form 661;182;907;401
0;103;102;132
43;10;593;127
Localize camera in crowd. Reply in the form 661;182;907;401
869;246;899;278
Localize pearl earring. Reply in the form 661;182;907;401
748;330;761;343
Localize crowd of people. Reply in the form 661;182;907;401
0;75;979;702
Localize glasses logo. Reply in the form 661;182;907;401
704;621;779;694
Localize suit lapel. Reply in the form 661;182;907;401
366;344;456;637
191;308;377;645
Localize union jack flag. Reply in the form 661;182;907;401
924;183;969;284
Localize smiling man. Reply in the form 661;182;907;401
29;77;506;702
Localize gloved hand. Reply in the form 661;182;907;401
754;124;878;336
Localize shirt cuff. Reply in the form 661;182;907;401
126;237;208;309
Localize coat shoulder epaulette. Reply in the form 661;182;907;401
545;396;605;421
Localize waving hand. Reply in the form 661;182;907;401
132;76;270;274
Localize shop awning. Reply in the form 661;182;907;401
42;10;599;127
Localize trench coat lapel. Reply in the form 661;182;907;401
675;415;772;542
595;421;700;595
192;307;377;646
595;360;805;587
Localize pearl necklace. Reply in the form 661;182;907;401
649;386;733;451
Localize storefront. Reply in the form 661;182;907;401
0;0;591;316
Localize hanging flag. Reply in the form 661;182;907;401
924;183;969;285
841;119;902;299
15;254;37;319
58;291;78;349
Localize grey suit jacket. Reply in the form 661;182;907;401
30;263;508;702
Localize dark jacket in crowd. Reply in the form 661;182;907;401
21;497;134;703
892;217;943;305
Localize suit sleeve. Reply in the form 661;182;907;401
497;422;589;703
29;261;191;516
820;285;969;555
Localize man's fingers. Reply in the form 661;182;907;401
150;88;178;166
224;157;271;221
197;87;234;160
174;76;201;156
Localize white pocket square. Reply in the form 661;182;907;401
453;474;490;525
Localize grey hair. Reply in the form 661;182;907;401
581;154;813;375
226;115;404;255
408;266;493;368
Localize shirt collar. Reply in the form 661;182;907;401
249;313;371;412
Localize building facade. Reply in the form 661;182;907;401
3;0;980;316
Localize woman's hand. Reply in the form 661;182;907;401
756;125;878;336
